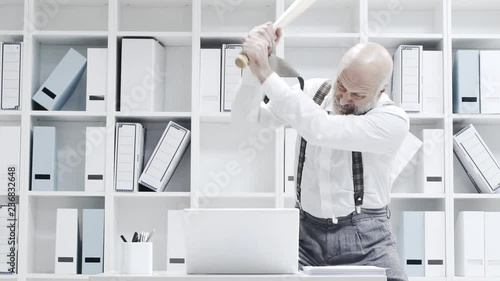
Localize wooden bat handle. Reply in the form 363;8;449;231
235;54;249;69
235;0;315;68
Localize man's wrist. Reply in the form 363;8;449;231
257;68;273;84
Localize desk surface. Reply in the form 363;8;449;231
90;272;386;281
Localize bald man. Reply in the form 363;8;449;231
232;23;409;281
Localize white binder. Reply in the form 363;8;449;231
417;129;444;194
114;123;145;192
398;211;425;277
453;50;480;114
284;128;297;195
167;210;186;272
0;42;22;110
200;48;221;113
85;127;106;192
424;212;445;277
32;48;87;110
480;50;500;114
120;38;166;112
55;208;79;274
392;45;423;114
485;212;500;277
139;121;190;192
86;48;107;112
82;209;104;275
453;124;500;194
0;126;20;192
456;211;485;277
221;44;242;112
422;51;443;114
31;126;57;191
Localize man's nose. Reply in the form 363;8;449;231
339;93;352;106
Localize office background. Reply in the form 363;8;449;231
1;0;500;280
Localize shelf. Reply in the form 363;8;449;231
115;111;191;122
200;32;245;46
114;192;191;198
0;32;23;42
28;191;105;198
117;31;192;46
284;33;360;48
32;30;108;45
367;34;444;49
453;114;500;125
408;114;445;125
409;278;447;281
452;34;500;49
454;277;500;281
391;193;446;199
200;112;231;123
26;273;90;280
0;111;22;122
0;275;18;280
199;192;275;199
31;111;107;122
454;193;500;200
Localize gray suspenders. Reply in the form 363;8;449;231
265;56;395;218
294;81;366;214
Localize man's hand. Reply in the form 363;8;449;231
241;22;282;84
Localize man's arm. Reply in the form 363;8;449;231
231;68;288;130
261;73;409;154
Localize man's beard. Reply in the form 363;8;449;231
333;97;378;115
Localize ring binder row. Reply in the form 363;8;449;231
453;50;500;114
55;208;104;275
114;121;191;193
0;42;22;111
31;126;107;192
456;212;500;277
391;45;444;115
200;44;243;113
398;211;446;277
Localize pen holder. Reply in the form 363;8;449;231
121;242;153;275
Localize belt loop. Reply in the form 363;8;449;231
386;206;391;219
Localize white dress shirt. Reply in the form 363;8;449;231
232;69;410;219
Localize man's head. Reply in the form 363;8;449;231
333;42;393;115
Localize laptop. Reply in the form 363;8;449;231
183;208;299;274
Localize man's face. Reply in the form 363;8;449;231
333;66;382;115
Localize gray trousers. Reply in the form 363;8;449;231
299;207;408;281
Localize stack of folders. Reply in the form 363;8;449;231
200;44;242;113
453;50;500;114
30;47;108;112
391;45;444;114
398;212;446;277
453;124;500;194
114;121;190;192
55;208;105;275
31;126;107;192
0;42;22;111
0;126;21;193
456;212;500;277
0;204;18;274
302;266;386;276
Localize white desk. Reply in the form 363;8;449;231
90;272;386;281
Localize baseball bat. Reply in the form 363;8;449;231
235;0;316;68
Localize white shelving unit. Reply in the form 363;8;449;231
0;0;499;280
